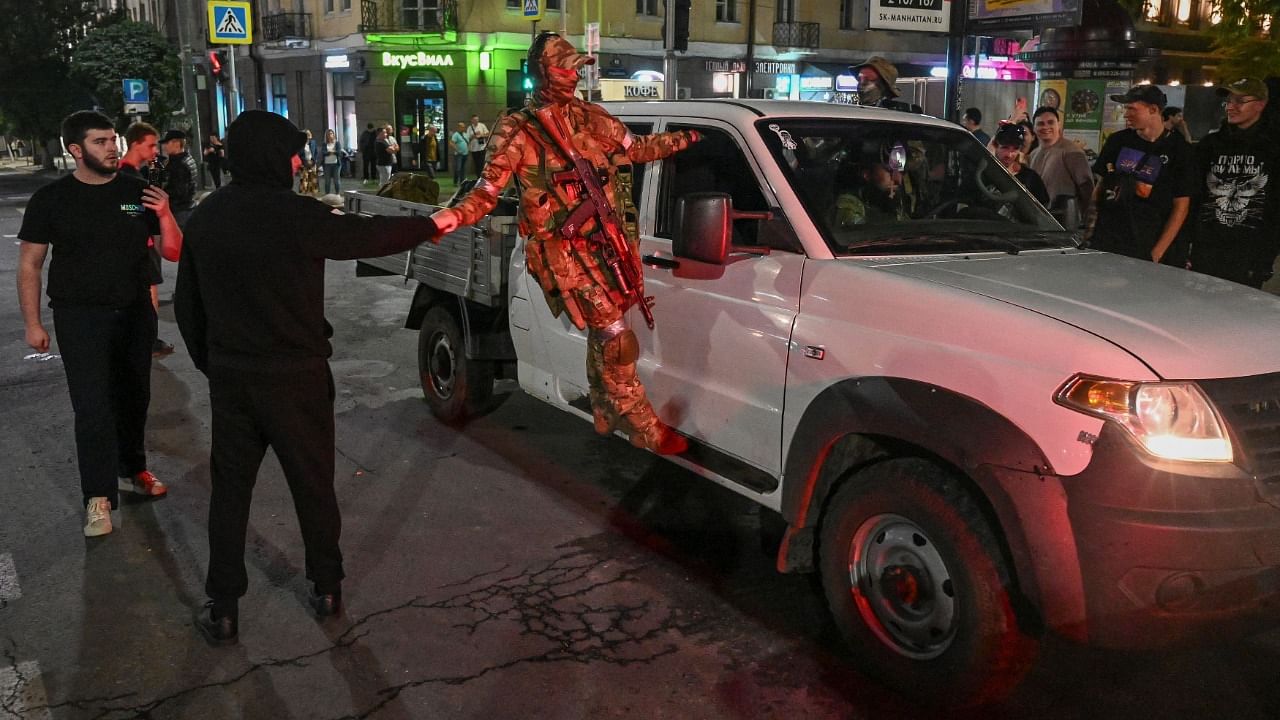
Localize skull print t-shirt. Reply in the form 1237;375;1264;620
1191;121;1280;284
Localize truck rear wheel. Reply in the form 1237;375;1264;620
419;306;494;424
818;458;1038;706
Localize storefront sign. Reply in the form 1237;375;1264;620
869;0;951;33
324;54;350;70
598;79;664;101
706;60;747;73
800;76;833;90
380;51;456;69
754;61;797;75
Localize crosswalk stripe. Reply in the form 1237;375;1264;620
0;661;51;719
0;553;18;601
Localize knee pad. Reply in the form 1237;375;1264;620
605;329;640;365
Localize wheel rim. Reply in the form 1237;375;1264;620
848;513;956;659
427;329;456;399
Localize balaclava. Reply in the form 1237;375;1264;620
226;109;307;189
529;32;594;106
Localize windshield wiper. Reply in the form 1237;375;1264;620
844;233;1024;255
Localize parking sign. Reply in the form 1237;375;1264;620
208;1;253;44
122;79;149;104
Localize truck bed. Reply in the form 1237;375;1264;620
346;192;518;308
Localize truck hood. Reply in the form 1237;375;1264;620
871;249;1280;380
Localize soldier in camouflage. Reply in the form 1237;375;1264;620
430;32;698;455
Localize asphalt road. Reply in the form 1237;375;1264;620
2;167;1280;719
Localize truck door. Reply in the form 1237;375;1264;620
517;122;659;404
635;120;804;478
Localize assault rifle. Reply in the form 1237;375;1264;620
530;107;656;329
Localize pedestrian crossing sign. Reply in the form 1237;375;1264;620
522;0;543;21
208;1;252;45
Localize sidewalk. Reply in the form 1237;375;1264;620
0;154;65;174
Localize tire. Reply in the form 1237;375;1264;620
418;306;495;424
818;458;1038;706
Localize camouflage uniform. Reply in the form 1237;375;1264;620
434;34;696;454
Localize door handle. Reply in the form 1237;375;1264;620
643;255;680;270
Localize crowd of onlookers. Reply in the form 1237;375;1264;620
967;75;1279;290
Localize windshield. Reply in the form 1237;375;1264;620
758;119;1072;256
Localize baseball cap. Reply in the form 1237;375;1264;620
993;122;1027;147
1216;77;1269;101
1108;85;1167;109
160;129;187;143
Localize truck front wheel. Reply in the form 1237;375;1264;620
419;306;494;424
819;458;1038;706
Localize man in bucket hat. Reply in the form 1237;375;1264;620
849;56;922;113
1188;77;1278;288
1088;84;1196;266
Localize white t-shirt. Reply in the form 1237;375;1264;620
467;122;490;153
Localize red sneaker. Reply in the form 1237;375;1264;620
119;470;168;497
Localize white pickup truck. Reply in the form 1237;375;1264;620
354;99;1280;704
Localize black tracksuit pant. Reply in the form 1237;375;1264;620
53;299;155;509
205;362;343;605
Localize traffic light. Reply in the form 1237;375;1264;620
520;58;533;91
662;0;691;53
208;50;228;81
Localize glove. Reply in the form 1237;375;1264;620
430;208;460;240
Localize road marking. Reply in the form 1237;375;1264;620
0;553;18;601
3;234;16;238
22;353;60;363
0;661;51;720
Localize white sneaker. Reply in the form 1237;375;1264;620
84;497;112;537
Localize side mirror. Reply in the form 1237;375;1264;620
673;192;772;265
1049;194;1080;230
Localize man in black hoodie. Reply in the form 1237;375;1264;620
1190;77;1278;288
175;110;440;644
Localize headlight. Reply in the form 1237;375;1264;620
1055;375;1233;463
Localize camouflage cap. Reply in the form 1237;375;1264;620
1216;77;1269;101
849;56;900;98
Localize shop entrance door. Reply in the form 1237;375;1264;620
394;69;447;174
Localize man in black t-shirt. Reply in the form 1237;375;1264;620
1190;77;1279;288
1089;84;1197;266
17;111;183;538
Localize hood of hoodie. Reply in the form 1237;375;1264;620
226;110;306;189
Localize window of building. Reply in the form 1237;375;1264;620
1143;0;1162;21
332;72;357;152
716;0;738;22
776;0;794;23
1208;0;1221;23
637;0;658;16
403;0;441;28
839;0;854;28
1262;13;1273;35
1175;0;1192;23
268;73;288;118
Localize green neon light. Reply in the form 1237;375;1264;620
363;32;466;48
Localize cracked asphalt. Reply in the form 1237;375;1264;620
5;168;1280;719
